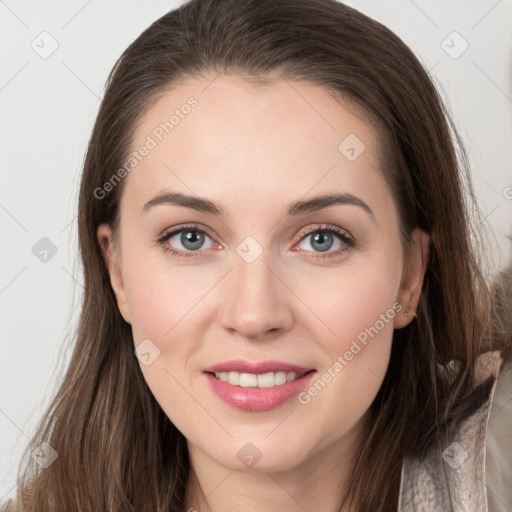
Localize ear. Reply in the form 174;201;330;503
394;228;430;329
97;223;131;324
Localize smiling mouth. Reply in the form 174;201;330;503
206;370;315;388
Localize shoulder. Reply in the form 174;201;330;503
485;355;512;512
398;351;502;512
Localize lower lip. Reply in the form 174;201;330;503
204;371;316;411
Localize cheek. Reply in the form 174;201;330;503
120;252;220;413
122;260;212;431
123;253;214;342
293;249;403;357
290;252;402;433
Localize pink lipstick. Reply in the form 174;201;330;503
203;359;316;412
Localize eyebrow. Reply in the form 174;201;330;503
142;191;375;220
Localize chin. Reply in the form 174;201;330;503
207;439;310;473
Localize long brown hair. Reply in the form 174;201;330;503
4;1;509;510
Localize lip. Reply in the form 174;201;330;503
203;359;314;374
203;360;317;412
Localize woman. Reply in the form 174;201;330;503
3;0;510;510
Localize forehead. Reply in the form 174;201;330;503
123;74;387;215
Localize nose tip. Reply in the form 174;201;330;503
219;258;293;340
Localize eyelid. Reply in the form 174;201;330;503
295;223;353;243
158;223;217;242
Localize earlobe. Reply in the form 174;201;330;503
394;228;430;329
97;223;131;324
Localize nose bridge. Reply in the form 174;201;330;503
220;244;292;338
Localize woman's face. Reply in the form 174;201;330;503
98;74;428;474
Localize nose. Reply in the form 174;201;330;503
219;249;294;340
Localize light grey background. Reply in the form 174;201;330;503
1;0;511;503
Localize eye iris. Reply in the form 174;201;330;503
311;231;333;252
181;230;204;250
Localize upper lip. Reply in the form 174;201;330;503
203;359;315;374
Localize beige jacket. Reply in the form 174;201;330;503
398;353;512;511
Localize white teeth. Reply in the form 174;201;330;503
257;372;275;388
239;373;258;387
286;372;296;382
212;370;305;387
228;371;240;385
274;371;287;385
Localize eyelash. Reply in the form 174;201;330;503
155;223;355;261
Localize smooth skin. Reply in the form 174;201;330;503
98;74;429;512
